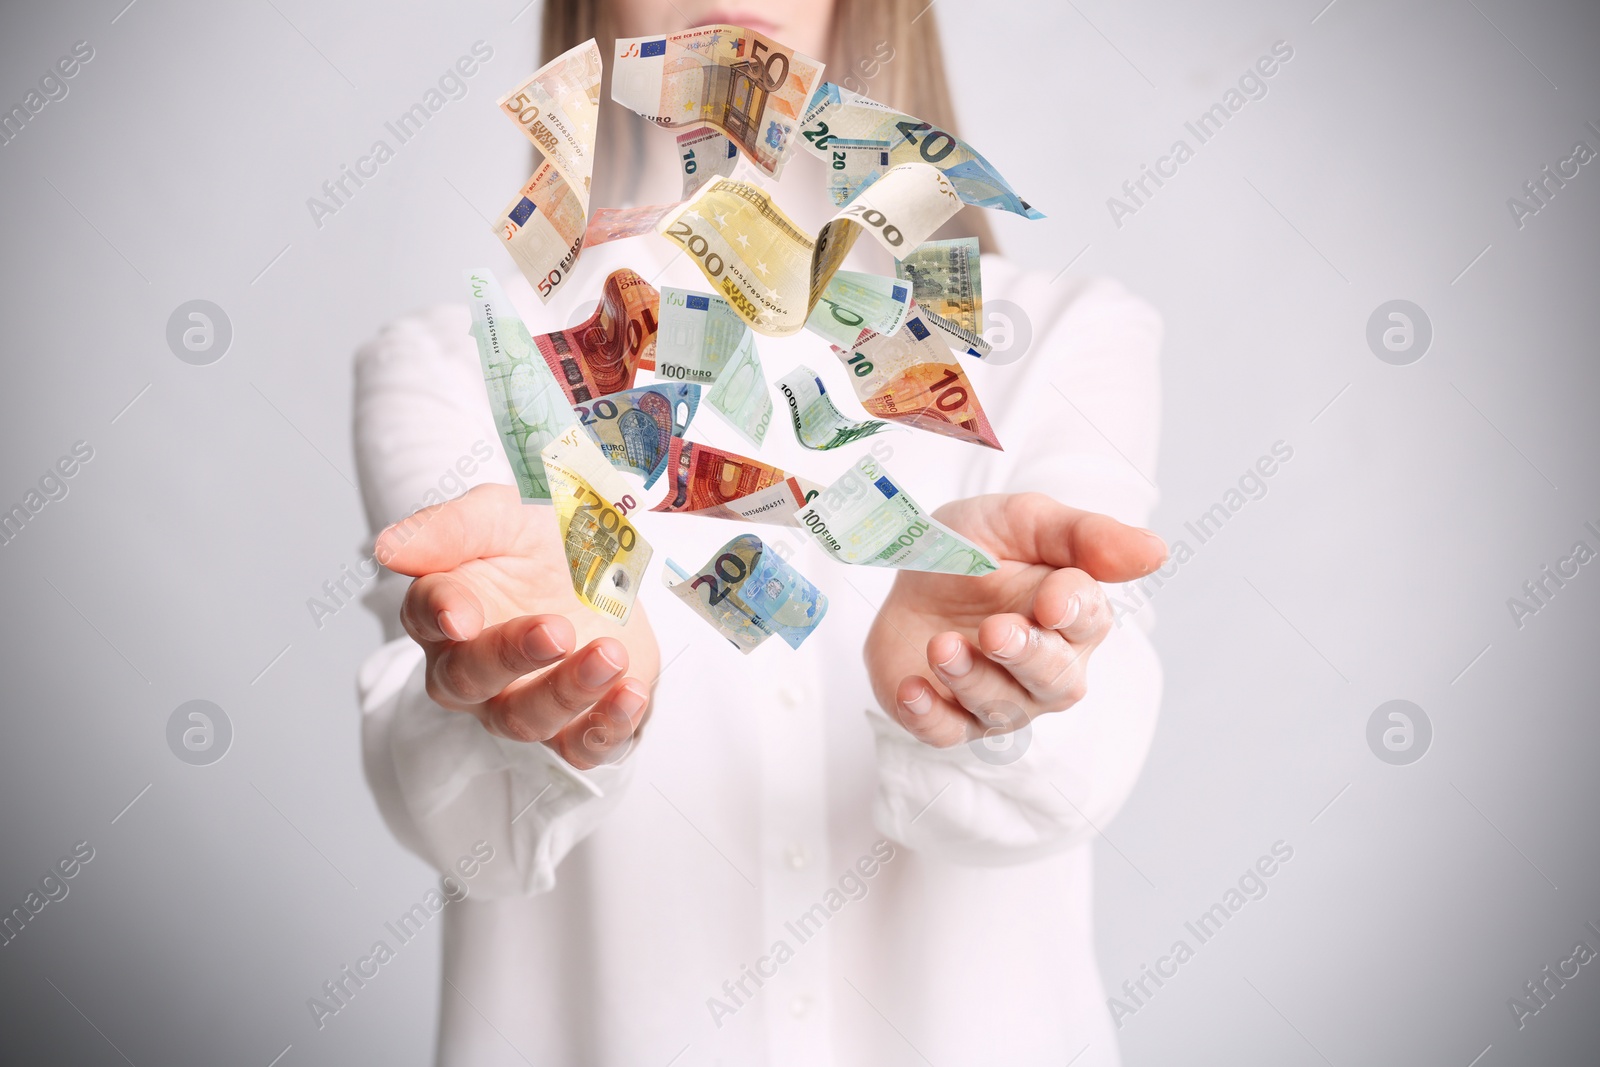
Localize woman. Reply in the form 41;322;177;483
354;1;1167;1063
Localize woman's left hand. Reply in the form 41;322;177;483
864;493;1168;748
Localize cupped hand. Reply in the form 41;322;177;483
864;492;1167;749
376;483;661;769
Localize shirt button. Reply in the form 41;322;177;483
785;844;809;870
790;994;812;1019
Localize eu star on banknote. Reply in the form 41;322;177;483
664;533;828;652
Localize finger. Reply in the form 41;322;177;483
949;493;1168;582
977;613;1089;706
401;571;489;644
482;638;630;743
926;631;1035;731
546;678;651;770
425;614;575;709
894;675;976;749
1028;568;1112;646
376;483;533;577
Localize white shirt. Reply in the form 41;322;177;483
353;229;1163;1067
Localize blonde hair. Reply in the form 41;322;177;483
539;0;997;251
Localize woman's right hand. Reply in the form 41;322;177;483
375;483;661;770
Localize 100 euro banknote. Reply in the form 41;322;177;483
796;455;998;575
468;269;578;502
775;365;888;450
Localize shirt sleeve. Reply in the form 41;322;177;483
871;272;1165;865
352;300;632;898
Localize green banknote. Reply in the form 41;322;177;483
663;533;828;653
805;270;912;349
796;455;998;575
656;287;748;383
775;365;889;451
705;332;773;448
468;268;578;502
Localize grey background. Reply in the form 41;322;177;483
1;0;1596;1064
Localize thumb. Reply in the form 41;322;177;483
375;483;533;577
948;493;1168;582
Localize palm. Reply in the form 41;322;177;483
866;560;1048;710
861;493;1167;745
423;493;635;651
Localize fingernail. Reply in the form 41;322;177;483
1049;595;1081;631
994;623;1028;661
578;644;625;687
903;688;933;715
934;641;973;679
1142;529;1169;559
439;611;468;642
614;682;648;718
523;623;568;661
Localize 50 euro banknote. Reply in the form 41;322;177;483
497;40;602;205
612;25;824;178
492;42;605;303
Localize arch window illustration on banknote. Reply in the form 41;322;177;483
719;60;766;149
